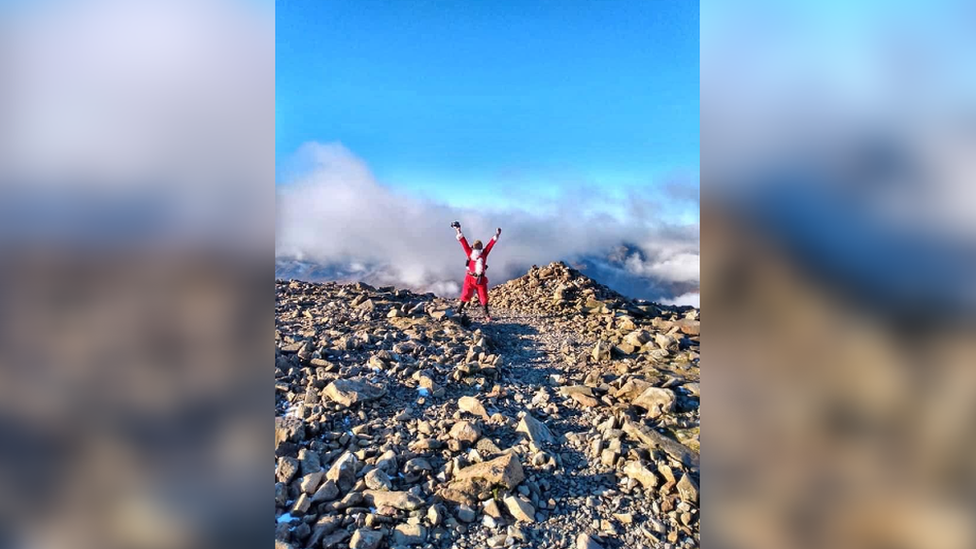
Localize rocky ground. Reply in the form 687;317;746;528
275;262;700;549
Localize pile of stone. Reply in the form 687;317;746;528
492;263;700;381
490;262;634;317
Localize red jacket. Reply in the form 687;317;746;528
457;232;497;280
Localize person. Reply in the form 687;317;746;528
452;222;501;321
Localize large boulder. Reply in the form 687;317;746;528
453;453;524;489
591;341;611;361
450;420;481;444
560;385;600;407
503;495;536;523
631;387;676;418
393;524;427;546
275;416;305;447
516;413;554;445
326;451;360;493
676;318;700;336
363;490;425;511
349;529;384;549
436;478;483;507
623;460;659;489
324;378;386;407
364;468;393;490
623;329;652;348
458;396;489;419
310;479;339;502
677;473;699;503
614;378;654;401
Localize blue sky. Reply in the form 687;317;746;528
276;1;699;217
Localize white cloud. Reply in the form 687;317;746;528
276;142;700;303
662;292;700;308
623;248;700;283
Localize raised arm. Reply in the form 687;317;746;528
455;226;472;256
483;227;501;257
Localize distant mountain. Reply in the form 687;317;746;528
274;258;374;285
567;243;699;303
275;243;698;305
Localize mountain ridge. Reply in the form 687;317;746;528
275;247;699;306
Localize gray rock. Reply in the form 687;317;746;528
458;396;489;419
274;482;286;507
326;451;360;493
298;448;322;475
623;460;658;490
456;504;477;523
275;416;305;446
516;413;554;445
503;495;536;523
365;468;393;490
291;493;310;514
483;498;503;518
404;457;432;473
363;489;425;511
375;449;398;474
677;473;699;503
307;515;342;547
427;504;446;526
622;420;700;471
632;386;676;418
577;533;603;549
299;471;324;494
393;523;427;546
450;420;481;444
453;453;525;489
592;340;611;361
320;529;350;548
324;378;386;407
276;456;299;484
350;528;384;549
333;490;363;510
311;479;340;502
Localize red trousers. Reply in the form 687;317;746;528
460;275;489;304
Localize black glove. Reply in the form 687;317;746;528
451;221;461;229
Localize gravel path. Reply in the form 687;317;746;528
443;311;698;549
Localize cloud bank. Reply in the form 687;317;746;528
276;142;700;306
